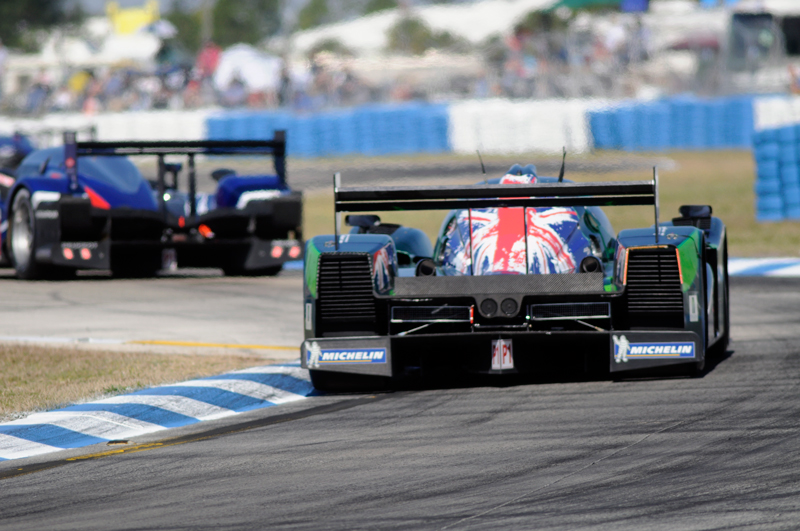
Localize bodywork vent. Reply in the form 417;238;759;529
672;217;711;230
626;248;684;328
529;302;610;320
391;306;472;323
317;253;376;323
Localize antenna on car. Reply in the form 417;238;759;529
333;172;341;251
557;147;566;183
653;166;660;244
477;150;486;175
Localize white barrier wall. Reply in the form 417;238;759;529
753;96;800;132
448;98;608;155
0;109;215;143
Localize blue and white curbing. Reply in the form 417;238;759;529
0;256;796;461
729;257;800;277
0;363;313;461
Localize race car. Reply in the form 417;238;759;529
2;131;302;279
301;165;730;390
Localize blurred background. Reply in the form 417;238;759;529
1;0;797;114
2;0;800;255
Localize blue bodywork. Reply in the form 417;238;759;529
3;146;293;246
2;133;302;277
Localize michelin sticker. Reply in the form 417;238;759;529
306;341;387;368
613;334;694;363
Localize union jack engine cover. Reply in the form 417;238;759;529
441;174;593;275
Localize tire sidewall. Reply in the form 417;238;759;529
8;188;37;279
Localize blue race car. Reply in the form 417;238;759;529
2;131;302;279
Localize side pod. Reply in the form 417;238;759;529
302;233;397;377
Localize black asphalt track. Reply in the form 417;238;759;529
0;277;798;530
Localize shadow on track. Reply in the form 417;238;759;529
318;347;737;395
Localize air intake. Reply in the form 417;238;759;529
317;253;376;323
626;248;684;328
672;217;711;230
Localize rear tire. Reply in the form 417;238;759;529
708;236;730;358
309;370;388;393
8;189;51;280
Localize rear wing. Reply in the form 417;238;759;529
62;131;287;219
335;180;655;212
331;169;662;252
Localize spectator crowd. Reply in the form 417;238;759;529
0;13;702;117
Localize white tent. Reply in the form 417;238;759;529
213;44;283;92
288;0;559;57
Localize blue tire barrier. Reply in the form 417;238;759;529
783;185;800;206
755;178;781;195
757;211;785;222
758;159;779;181
206;116;228;140
589;112;614;149
205;103;450;159
778;125;797;144
752;121;800;222
230;113;250;141
589;95;755;152
780;164;800;186
706;101;726;149
757;195;784;212
755;142;779;162
779;145;798;164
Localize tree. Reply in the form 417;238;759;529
364;0;396;16
0;0;83;51
297;0;330;31
166;0;203;53
212;0;281;48
387;16;467;55
308;38;353;58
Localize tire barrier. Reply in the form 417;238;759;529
206;103;450;158
752;125;800;222
589;95;754;152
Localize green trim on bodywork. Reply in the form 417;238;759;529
305;241;322;298
676;230;702;292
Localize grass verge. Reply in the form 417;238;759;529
303;150;800;257
0;344;265;422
